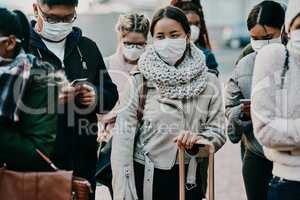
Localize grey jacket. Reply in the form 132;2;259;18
225;52;264;157
111;72;226;200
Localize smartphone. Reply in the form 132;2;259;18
240;99;251;105
71;78;88;86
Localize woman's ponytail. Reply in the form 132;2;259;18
13;10;31;53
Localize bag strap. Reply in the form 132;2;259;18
137;76;148;121
280;48;290;89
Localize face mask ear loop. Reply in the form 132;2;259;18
36;48;43;59
76;46;87;70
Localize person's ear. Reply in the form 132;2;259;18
33;3;39;18
6;36;17;52
33;3;44;33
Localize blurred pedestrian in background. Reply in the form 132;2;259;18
252;0;300;199
225;1;285;200
111;6;226;200
171;0;219;77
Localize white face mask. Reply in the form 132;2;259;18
122;45;145;61
190;25;200;42
39;21;73;42
288;30;300;55
251;37;282;52
153;37;187;66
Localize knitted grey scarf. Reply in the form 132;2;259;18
139;43;208;99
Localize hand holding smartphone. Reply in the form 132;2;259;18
240;99;251;106
240;99;251;120
70;78;88;87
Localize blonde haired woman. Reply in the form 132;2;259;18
96;13;150;196
98;13;150;141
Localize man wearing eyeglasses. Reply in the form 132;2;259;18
28;1;118;199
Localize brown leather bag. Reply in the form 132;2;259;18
0;168;73;200
0;150;92;200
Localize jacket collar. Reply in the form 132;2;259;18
30;20;82;59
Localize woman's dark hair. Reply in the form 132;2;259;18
172;0;212;50
38;0;78;7
247;1;285;31
150;6;191;37
0;8;30;55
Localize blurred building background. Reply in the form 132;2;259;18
0;0;289;55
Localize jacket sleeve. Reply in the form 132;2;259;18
111;74;141;200
198;75;226;152
252;44;300;151
235;44;254;65
225;68;245;143
203;48;219;77
90;41;118;114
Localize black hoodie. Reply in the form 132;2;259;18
29;21;118;192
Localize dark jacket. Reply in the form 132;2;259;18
0;53;59;171
28;22;118;186
195;44;219;77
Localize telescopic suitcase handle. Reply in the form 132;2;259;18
179;144;215;200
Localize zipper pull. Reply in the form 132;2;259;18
82;61;88;70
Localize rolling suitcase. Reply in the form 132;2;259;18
179;144;215;200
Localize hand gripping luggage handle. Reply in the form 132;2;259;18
179;145;215;200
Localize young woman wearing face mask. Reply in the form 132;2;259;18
251;0;300;199
171;0;219;77
111;6;226;200
225;2;285;200
98;13;149;142
0;8;66;171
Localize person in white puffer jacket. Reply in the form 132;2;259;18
251;0;300;199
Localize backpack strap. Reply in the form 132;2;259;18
280;48;290;89
137;76;148;121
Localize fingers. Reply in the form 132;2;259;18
174;132;185;148
80;84;94;92
190;135;200;149
181;132;190;147
174;132;200;150
61;85;76;93
80;97;96;106
79;92;95;99
77;84;96;106
59;86;77;104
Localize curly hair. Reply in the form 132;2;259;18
116;13;150;39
